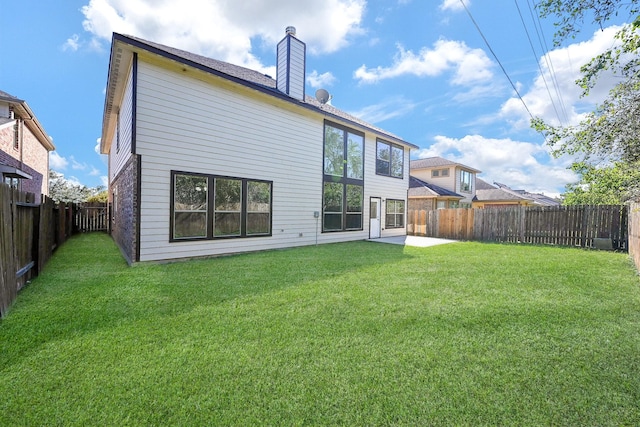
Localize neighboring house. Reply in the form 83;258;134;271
473;179;560;208
409;157;480;208
0;90;55;196
408;176;463;210
100;30;417;264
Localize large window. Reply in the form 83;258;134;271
460;170;473;192
386;199;405;228
171;171;272;240
323;122;364;232
376;140;404;178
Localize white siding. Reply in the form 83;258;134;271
136;61;388;261
109;66;134;181
365;141;410;237
132;60;413;261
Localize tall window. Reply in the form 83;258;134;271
376;140;404;178
386;199;405;228
173;174;208;239
460;170;472;192
13;121;19;150
171;171;272;240
323;122;364;232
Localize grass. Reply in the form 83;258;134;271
1;233;639;426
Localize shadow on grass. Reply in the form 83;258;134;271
0;233;413;368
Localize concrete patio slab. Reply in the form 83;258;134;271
367;235;458;247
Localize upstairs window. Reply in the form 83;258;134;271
460;170;473;192
13;121;19;150
376;140;403;178
323;122;364;232
432;168;449;178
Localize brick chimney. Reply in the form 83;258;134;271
276;26;306;101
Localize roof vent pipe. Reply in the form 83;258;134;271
285;26;296;37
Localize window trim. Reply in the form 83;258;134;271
375;139;404;178
431;168;449;178
170;171;272;242
460;170;473;193
385;199;405;229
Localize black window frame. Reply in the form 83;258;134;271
375;139;404;178
385;199;405;229
322;121;364;232
170;170;272;242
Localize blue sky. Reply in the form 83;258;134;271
0;0;631;196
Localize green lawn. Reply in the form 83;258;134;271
1;233;639;426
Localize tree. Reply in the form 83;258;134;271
49;170;105;203
560;161;640;205
533;0;640;203
87;190;108;203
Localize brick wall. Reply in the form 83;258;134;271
0;120;49;195
111;154;138;264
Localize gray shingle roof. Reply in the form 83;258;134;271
410;156;481;173
475;178;497;190
0;89;22;102
474;188;531;202
409;176;463;198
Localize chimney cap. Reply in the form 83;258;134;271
285;26;296;36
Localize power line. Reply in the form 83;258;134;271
515;0;568;126
459;0;536;122
524;0;570;124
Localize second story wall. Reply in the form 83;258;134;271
109;64;135;182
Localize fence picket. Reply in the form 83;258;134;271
407;205;629;250
0;186;108;318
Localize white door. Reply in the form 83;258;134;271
370;197;381;239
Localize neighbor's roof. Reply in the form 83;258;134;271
474;188;532;203
410;156;481;173
102;33;417;153
409;176;463;198
475;178;497;190
493;182;560;206
0;89;55;151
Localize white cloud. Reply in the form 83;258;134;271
498;25;624;129
77;0;365;71
354;39;493;85
440;0;469;12
70;156;87;171
62;34;80;51
416;134;576;197
50;152;69;170
349;97;418;123
307;71;337;88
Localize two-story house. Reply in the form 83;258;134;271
0;90;55;196
409;156;480;209
100;29;418;263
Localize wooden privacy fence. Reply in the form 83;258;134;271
408;205;628;251
0;184;108;318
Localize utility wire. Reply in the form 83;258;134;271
459;0;536;122
525;0;570;124
515;0;566;126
